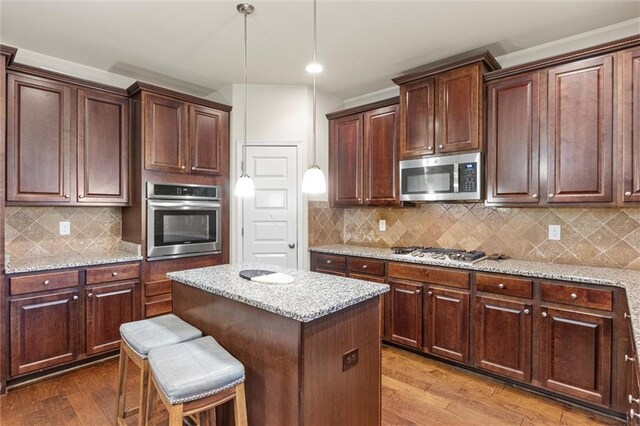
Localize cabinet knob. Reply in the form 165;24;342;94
548;193;554;198
626;191;632;197
427;291;433;296
498;283;505;289
630;408;640;420
73;295;78;301
626;354;636;363
570;293;578;299
523;309;530;315
181;165;186;170
541;312;548;318
362;265;368;270
438;144;444;149
112;272;118;277
88;293;93;298
625;313;631;319
427;146;433;151
326;260;331;264
416;289;421;295
532;194;538;198
64;194;70;198
629;394;640;405
79;194;84;198
43;280;50;286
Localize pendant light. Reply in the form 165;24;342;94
301;0;327;194
235;3;255;198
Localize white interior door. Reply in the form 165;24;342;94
242;145;298;268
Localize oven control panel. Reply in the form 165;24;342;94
147;183;220;200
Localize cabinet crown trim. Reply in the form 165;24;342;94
127;81;232;112
326;97;399;120
1;44;17;65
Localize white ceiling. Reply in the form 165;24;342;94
1;1;639;99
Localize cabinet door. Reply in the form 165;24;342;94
329;114;363;206
486;73;540;204
6;74;71;202
539;306;612;405
388;280;423;349
424;287;469;362
399;78;435;158
77;89;129;204
10;290;79;376
435;64;482;154
86;281;136;355
189;104;224;175
144;93;188;173
547;55;613;203
364;105;399;206
474;296;532;381
622;47;640;203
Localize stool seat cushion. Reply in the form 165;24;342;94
120;314;202;357
148;336;245;404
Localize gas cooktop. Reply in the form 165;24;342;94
391;246;487;264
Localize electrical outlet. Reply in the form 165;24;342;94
548;224;561;241
59;221;71;236
379;220;386;232
342;348;359;371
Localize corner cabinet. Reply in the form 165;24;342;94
328;99;399;207
621;47;640;203
6;70;129;205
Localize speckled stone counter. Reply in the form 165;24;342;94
310;244;640;356
167;262;389;322
5;241;142;274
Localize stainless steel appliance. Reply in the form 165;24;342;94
399;152;482;202
391;246;487;264
146;182;221;261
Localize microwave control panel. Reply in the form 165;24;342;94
459;163;478;193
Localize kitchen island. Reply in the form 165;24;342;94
168;263;389;426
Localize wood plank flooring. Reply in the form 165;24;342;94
0;345;623;425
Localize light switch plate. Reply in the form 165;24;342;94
59;221;71;236
379;220;386;232
548;224;561;241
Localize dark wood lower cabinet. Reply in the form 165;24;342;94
85;281;136;355
424;286;469;362
539;306;612;405
474;296;532;381
9;290;79;376
388;280;423;349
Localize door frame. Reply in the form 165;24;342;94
234;140;307;268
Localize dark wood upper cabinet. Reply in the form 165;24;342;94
329;114;363;206
189;104;224;175
435;64;482;154
364;105;399;205
85;281;136;355
539;306;612;406
546;55;614;203
144;93;188;173
424;286;469;363
474;296;532;382
399;78;435;158
486;73;540;204
77;89;129;204
621;47;640;203
6;73;71;203
388;280;423;349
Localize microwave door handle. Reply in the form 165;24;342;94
453;165;459;193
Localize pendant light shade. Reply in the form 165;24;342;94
302;0;327;195
235;3;255;198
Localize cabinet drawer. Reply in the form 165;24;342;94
388;263;469;289
145;293;172;318
348;257;385;276
476;274;533;299
10;270;79;295
541;282;613;311
86;263;140;285
314;254;346;271
146;279;172;297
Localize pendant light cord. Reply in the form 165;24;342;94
312;0;317;165
242;7;248;175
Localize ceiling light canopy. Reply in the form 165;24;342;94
305;62;323;74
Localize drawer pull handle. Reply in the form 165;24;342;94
362;265;368;269
630;408;640;419
326;260;331;264
626;354;636;363
570;293;578;299
629;394;640;405
72;295;78;301
43;280;50;286
88;293;94;298
112;272;118;277
498;283;505;289
541;312;548;318
523;309;530;315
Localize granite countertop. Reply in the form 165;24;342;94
310;244;640;354
5;241;143;274
167;262;389;323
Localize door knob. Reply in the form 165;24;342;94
288;243;295;249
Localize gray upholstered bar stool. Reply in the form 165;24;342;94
116;314;202;426
146;336;247;426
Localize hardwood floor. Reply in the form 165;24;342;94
0;345;623;425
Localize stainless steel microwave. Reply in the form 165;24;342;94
399;152;482;202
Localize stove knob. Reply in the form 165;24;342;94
411;251;417;256
418;252;424;257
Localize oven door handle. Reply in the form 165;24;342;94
148;200;221;209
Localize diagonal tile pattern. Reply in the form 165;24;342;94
308;202;640;270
